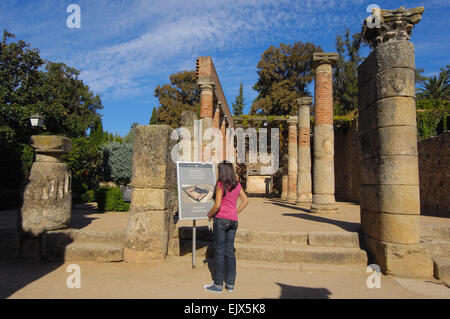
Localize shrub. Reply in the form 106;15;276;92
95;187;130;212
80;189;96;203
102;142;133;186
62;137;103;193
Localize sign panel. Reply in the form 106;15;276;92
176;162;216;221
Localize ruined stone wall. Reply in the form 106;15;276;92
334;123;360;203
334;125;450;218
418;131;450;217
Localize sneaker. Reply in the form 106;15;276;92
225;284;234;292
203;283;223;293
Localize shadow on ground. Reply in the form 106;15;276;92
269;201;360;232
0;203;101;299
275;283;332;299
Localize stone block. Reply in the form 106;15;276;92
124;210;173;260
360;184;420;215
359;96;417;136
374;41;415;72
130;188;176;212
358;50;376;87
31;135;72;154
313;159;335;194
375;67;415;100
20;162;72;236
361;210;420;244
130;125;176;189
364;236;434;278
358;75;377;111
360;126;418;160
308;231;360;248
360;156;419;186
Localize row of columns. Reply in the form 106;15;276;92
199;82;231;163
283;53;338;213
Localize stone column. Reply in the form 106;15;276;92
296;97;313;203
281;174;288;200
124;125;177;262
20;135;72;237
359;6;432;277
287;116;298;203
199;82;214;162
311;52;338;213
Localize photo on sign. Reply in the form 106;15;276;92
181;184;214;203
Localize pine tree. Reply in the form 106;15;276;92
232;82;245;115
150;107;158;124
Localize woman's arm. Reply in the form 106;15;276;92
207;186;222;219
237;188;249;215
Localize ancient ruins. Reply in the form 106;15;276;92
4;6;449;284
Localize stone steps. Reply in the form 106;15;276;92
63;242;124;262
420;224;450;280
178;227;360;248
433;257;450;280
42;228;126;262
179;239;367;266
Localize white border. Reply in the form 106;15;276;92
176;161;216;221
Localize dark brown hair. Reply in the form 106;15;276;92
214;161;238;198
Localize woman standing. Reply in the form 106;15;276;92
204;162;249;293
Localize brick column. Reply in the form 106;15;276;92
358;6;432;277
287;116;298;203
199;82;214;162
311;53;338;213
221;114;227;161
296;97;313;203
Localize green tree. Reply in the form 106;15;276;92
417;66;450;104
333;29;363;115
0;30;103;142
149;107;158;124
250;41;322;115
0;30;44;143
154;70;200;128
123;122;138;144
232;82;245;115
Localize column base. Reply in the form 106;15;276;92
363;235;433;278
310;203;338;213
296;194;312;204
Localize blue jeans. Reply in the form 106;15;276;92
213;217;238;287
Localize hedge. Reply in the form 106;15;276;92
95;187;130;212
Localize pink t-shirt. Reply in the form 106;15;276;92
215;181;241;221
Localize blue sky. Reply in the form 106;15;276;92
1;0;449;136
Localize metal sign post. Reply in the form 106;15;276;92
176;162;215;269
192;219;196;268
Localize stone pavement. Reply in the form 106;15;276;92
1;258;449;299
1;198;449;298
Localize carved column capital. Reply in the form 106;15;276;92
296;96;313;107
362;6;425;49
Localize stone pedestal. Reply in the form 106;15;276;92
124;125;177;262
20;135;72;237
311;53;338;213
296;97;313;203
358;6;432;278
287;116;298;203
